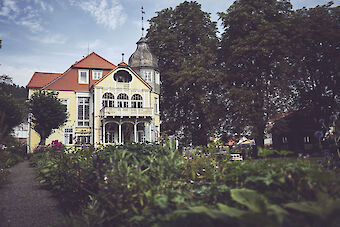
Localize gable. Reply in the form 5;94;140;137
73;52;116;69
95;63;152;90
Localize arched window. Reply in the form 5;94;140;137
102;92;114;108
117;93;129;108
131;94;143;108
113;70;132;83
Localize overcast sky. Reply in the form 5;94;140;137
0;0;336;86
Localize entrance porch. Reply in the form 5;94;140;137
102;118;152;145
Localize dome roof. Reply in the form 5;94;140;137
128;37;158;69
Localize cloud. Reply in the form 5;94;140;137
0;0;19;19
0;0;54;33
74;0;127;30
27;33;67;44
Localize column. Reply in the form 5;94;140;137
103;122;106;145
149;122;152;142
134;122;138;143
119;123;122;144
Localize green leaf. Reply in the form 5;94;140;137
230;188;268;213
217;203;246;217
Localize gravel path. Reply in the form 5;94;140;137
0;161;63;227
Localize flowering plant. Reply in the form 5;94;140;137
49;140;65;152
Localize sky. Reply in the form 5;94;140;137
0;0;337;86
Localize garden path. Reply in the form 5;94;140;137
0;161;63;227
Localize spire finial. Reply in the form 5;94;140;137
122;53;125;62
141;6;145;36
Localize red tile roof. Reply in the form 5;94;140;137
43;52;116;91
27;72;61;88
73;52;116;69
28;53;152;92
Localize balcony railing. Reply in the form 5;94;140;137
100;107;153;118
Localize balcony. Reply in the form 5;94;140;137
100;107;153;118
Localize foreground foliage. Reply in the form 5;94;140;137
31;143;340;226
0;139;26;186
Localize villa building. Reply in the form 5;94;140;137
27;37;160;152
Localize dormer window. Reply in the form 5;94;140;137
92;70;102;80
78;69;89;84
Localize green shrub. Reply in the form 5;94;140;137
31;143;340;226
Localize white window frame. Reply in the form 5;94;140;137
77;97;90;127
117;93;129;108
155;71;160;84
78;69;89;84
131;94;143;108
60;98;69;112
282;136;288;143
154;97;159;114
92;70;102;80
145;71;152;82
64;128;74;145
77;135;91;144
304;136;311;143
102;92;114;108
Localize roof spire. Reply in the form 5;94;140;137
141;6;145;36
122;53;125;62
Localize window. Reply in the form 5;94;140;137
102;92;114;108
92;70;102;80
145;72;152;82
131;94;143;108
77;97;90;126
304;136;311;143
155;71;160;84
78;70;89;84
282;136;288;143
154;97;159;114
60;98;69;112
64;128;73;145
105;131;115;143
77;136;91;144
114;70;132;83
117;93;128;108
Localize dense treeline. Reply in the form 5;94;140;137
147;0;340;146
0;75;27;140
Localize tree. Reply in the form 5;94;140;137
288;3;340;120
0;75;26;141
147;1;222;145
0;90;24;140
28;90;67;145
219;0;293;147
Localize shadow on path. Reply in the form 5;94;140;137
0;161;63;227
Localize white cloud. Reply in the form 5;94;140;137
0;0;19;19
28;33;67;44
0;0;55;33
75;0;127;30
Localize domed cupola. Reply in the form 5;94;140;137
129;37;158;70
129;37;160;94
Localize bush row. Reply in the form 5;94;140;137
32;143;340;226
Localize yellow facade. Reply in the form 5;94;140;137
28;64;160;152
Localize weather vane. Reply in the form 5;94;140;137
141;6;145;36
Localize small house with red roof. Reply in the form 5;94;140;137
27;37;161;152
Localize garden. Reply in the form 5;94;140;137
29;140;340;227
0;140;27;186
